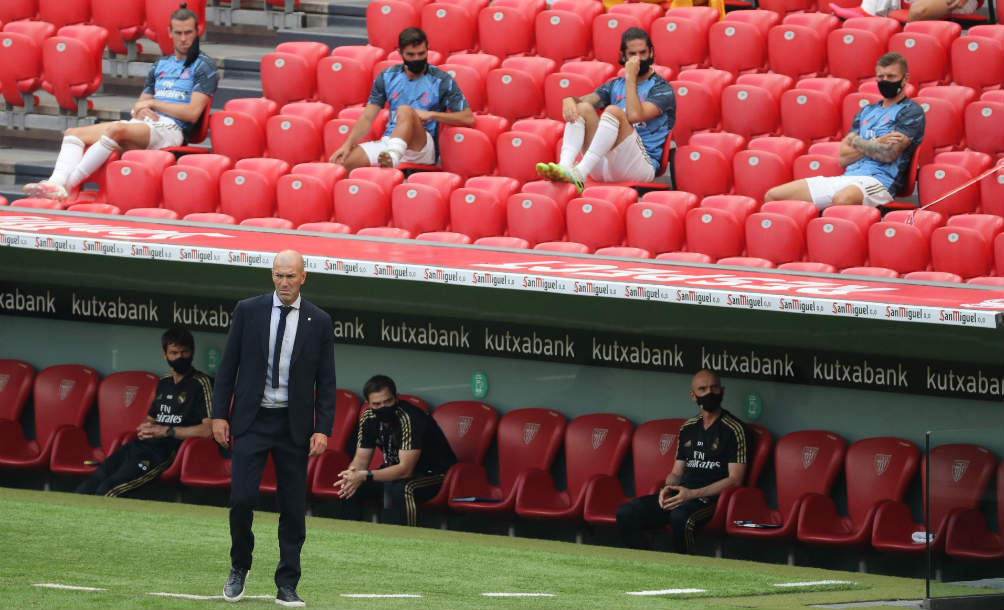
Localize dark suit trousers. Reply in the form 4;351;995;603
615;493;716;554
229;407;308;588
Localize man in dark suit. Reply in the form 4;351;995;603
212;249;336;608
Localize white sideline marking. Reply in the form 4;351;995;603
626;588;707;595
341;594;423;598
479;589;558;593
33;583;107;592
147;592;273;600
774;580;855;587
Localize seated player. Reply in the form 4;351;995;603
23;5;217;201
764;53;924;210
334;375;457;527
536;27;675;193
328;27;475;172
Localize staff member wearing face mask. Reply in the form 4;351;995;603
335;375;457;527
75;326;213;496
765;52;925;209
327;27;475;172
616;369;749;555
536;27;675;193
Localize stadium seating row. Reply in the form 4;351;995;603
1;358;1001;560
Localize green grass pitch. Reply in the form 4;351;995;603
0;487;993;609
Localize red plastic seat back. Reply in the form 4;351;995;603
496;408;566;493
0;360;35;422
42;26;109;111
0;29;46;107
0;0;39;23
479;5;533;59
422;2;477;56
535;10;590;64
450;187;506;241
925;444;997;534
566;197;624;252
33;365;99;456
773;430;846;519
625;202;683;255
210;111;266;162
745;423;773;487
685;207;744;259
92;0;146;54
367;0;420;52
507;192;564;247
39;0;90;29
432;401;499;464
631;418;685;496
97;371;159;452
564;413;633;499
592;13;642;66
844;437;919;525
768;24;825;80
328;390;362;452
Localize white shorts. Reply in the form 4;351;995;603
127;117;185;150
359;131;436;166
589;130;657;183
952;0;980;13
805;175;893;210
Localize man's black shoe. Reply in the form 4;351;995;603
223;568;248;602
276;585;305;607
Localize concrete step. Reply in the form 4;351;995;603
275;24;369;48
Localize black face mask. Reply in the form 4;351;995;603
403;58;427;75
375;404;398;423
696;391;723;413
877;78;904;99
167;356;193;375
619;55;654;76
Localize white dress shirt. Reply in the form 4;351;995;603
261;292;300;408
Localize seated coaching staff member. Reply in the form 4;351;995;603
212;249;337;608
616;369;748;554
76;326;212;496
335;375;457;527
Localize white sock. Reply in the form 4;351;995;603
387;137;407;156
48;136;86;186
575;112;620;178
66;136;121;190
559;117;585;167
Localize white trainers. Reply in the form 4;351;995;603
23;180;69;201
377;149;402;168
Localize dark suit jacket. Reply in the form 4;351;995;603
212;294;336;445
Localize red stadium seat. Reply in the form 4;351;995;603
884;209;945;239
718;256;774;267
316;57;369;111
888;29;954;88
479;5;533;59
65;203;120;215
945;462;1004;562
903;270;961;282
592;12;641;66
779;261;837;273
535;10;590;64
868;221;930;274
507;193;564;247
474;236;530;248
275;163;344;227
358;227;413;239
449;187;506;241
675;132;746;198
781;86;844;145
931;214;1004;279
709;19;769;77
266;102;336;166
439;115;508;178
872;444;996;555
497;130;555;184
486;67;546;122
220;158;290;222
145;0;206;56
334;182;391;232
951;33;1004;93
310;390;373;499
685;207;744;260
125;207;179;220
447;408;566;515
919;150;993;217
516;413;633;522
49;371;159;476
725;430;846;543
439;63;485;112
625;202;683;256
106;150;175;212
179;436;232;489
10;198;65;210
641;190;700;219
91;0;145;56
745;213;804;265
184;212;236;224
678;68;735;103
721;73;794;140
422;401;500;509
534;241;590;253
806;206;881;270
566;197;624;252
827;19;898;85
768;24;826;81
392;179;455;236
733;136;806;201
38;0;89;29
41;25;108;114
652;17;710;72
840;266;898;278
330;45;386;76
465;175;520;201
0;1;38;23
297;221;351;234
522;180;579;212
669;79;718;145
0;21;54;110
0;365;98;471
793;153;844;181
580;185;637;217
209;99;277;162
350;166;405;195
422;2;478;56
701;194;758;224
797;437;919;549
593;246;650;258
241;217;294;230
761;199;818;230
367;0;420;53
982;167;1004;217
701;423;775;537
582;418;684;526
655;251;713;263
415;231;472;243
910;96;963;158
0;360;35;424
964;102;1004;158
918;84;977;117
445;51;500;79
162;154;233;217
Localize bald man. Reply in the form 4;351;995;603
616;369;748;555
212;250;337;607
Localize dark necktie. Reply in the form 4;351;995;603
271;305;293;389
